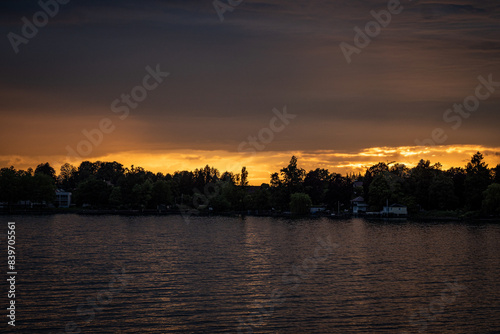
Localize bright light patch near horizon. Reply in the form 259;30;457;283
1;145;499;185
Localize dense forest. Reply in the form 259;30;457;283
1;152;499;216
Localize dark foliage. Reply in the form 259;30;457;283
0;152;497;215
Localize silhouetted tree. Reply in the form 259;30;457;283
248;184;272;211
194;165;220;191
429;172;458;210
482;183;500;215
409;160;440;210
304;168;330;205
269;172;286;210
389;163;410;178
464;152;491;210
445;167;466;208
31;173;56;204
270;172;281;187
368;173;391;210
132;179;153;209
0;167;56;209
18;169;34;203
172;170;195;197
96;161;125;185
117;166;150;207
221;171;237;184
290;193;312;215
58;163;77;190
108;186;123;207
363;162;389;202
0;167;22;207
74;161;100;184
151;180;173;207
35;162;56;181
280;156;305;194
384;171;406;204
240;167;248;187
492;164;500;184
73;177;112;207
325;173;352;211
209;180;234;213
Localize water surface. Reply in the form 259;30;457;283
4;215;500;333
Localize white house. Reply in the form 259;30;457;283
310;206;326;214
351;196;368;214
382;203;408;216
55;189;72;208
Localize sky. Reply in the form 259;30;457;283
1;0;499;184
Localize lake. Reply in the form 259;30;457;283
4;215;500;333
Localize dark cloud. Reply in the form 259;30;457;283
1;0;499;161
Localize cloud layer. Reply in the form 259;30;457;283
1;0;499;180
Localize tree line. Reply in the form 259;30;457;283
0;152;499;215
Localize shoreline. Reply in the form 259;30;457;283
1;208;499;223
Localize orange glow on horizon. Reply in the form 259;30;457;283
1;145;499;186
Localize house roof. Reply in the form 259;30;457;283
351;196;365;202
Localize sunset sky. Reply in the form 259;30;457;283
1;0;499;184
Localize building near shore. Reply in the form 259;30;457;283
55;189;72;208
382;203;408;216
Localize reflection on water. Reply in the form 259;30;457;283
7;215;500;333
